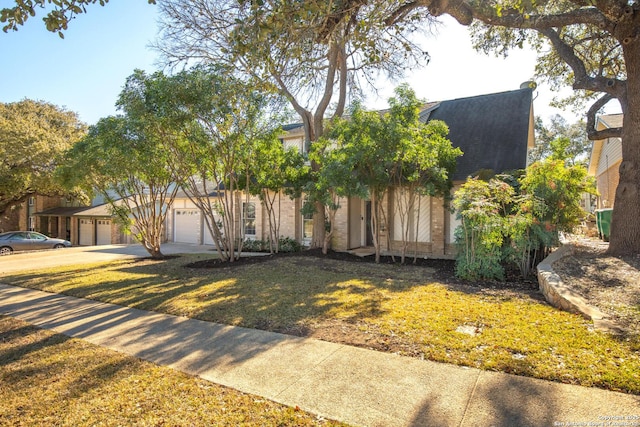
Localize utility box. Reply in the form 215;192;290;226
595;208;613;242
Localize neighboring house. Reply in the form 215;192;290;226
588;113;623;209
34;196;127;246
168;86;535;259
0;194;82;239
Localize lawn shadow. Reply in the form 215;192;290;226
410;372;558;427
0;316;135;404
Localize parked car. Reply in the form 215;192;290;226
0;231;72;255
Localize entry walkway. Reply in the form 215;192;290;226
0;283;638;427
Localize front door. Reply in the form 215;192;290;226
365;201;373;246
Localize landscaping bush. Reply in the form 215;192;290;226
453;141;595;281
242;237;302;253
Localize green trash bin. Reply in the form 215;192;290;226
595;208;613;242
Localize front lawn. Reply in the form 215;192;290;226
0;316;345;426
2;253;639;394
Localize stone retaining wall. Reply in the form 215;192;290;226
537;244;622;333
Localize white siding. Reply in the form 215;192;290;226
597;137;622;176
393;191;431;243
282;137;304;153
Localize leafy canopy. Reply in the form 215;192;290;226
1;0;156;37
0;99;86;215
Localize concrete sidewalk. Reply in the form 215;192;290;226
0;283;638;427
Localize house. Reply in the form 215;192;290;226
0;194;81;240
167;87;535;259
329;87;535;258
588;113;623;209
33;196;126;246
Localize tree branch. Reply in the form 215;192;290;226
332;35;349;121
586;93;622;140
469;5;610;30
539;27;626;97
314;41;341;139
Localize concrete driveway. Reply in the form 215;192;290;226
0;243;217;275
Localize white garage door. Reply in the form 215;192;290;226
96;219;112;245
79;218;93;246
174;209;201;244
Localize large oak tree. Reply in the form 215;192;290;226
0;99;86;218
155;0;432;248
381;0;639;255
1;0;155;37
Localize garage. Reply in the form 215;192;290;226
174;209;201;244
79;218;93;246
96;219;112;245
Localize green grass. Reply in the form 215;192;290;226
0;316;347;426
3;254;640;395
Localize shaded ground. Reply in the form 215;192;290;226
188;241;640;343
187;248;544;357
6;242;640;393
552;238;640;334
187;248;537;290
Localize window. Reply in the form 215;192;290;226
302;198;313;245
28;197;35;206
243;202;256;236
393;191;431;243
28;216;35;231
28;232;46;241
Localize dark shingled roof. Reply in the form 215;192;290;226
423;88;533;181
34;206;88;216
281;123;304;132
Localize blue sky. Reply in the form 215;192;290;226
0;2;602;125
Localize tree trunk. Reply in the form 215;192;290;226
609;43;640;256
143;239;164;259
311;200;326;249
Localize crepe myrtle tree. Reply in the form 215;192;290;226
325;85;461;263
59;70;187;259
242;137;309;254
60;115;179;259
127;65;290;262
155;0;433;250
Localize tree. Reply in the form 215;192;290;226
60;72;182;259
374;1;639;255
135;65;286;262
532;114;590;165
326;85;461;262
384;85;461;263
246;138;308;254
1;0;156;37
156;0;432;249
0;100;86;218
307;134;362;255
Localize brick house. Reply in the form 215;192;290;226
168;87;534;259
0;194;126;246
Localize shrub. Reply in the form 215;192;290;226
453;178;511;281
242;237;302;253
453;142;595;281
